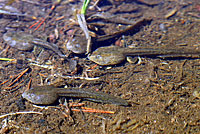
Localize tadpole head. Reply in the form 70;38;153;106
88;46;125;65
3;31;34;51
22;87;58;105
66;36;87;54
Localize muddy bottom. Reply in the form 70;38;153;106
0;0;200;133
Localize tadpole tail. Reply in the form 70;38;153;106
58;88;129;106
123;47;200;57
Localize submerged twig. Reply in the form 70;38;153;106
8;68;29;87
55;73;100;80
0;111;42;119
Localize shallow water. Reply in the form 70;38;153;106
0;0;199;133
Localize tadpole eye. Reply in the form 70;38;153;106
95;55;102;60
76;43;82;49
